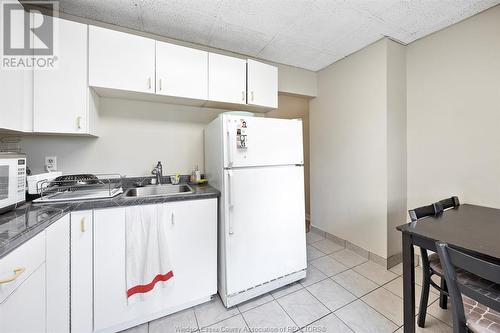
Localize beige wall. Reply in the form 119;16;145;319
310;39;389;258
386;41;407;258
21;98;224;176
407;5;500;210
267;94;311;215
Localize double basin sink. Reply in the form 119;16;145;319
123;184;193;198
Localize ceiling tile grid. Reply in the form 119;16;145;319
57;0;500;71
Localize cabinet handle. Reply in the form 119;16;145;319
241;91;245;102
80;217;86;233
251;91;254;102
171;212;175;225
0;268;26;284
77;116;82;130
148;77;152;90
159;79;162;91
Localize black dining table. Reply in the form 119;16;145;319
397;204;500;333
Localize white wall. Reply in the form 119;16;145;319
310;39;389;258
407;5;500;210
21;98;224;176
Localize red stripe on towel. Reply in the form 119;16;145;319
127;271;174;298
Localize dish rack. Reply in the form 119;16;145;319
33;174;123;202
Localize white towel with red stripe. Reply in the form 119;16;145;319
125;204;173;304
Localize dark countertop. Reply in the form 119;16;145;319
0;180;219;259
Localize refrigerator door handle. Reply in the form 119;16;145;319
228;170;234;234
226;121;234;167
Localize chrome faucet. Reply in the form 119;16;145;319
151;161;163;185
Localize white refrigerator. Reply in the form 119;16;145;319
204;114;307;307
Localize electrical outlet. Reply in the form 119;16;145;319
45;156;57;172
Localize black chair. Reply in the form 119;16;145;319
436;242;500;333
408;196;460;327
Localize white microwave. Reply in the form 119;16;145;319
0;152;26;214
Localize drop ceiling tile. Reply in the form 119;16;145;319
280;1;370;51
309;52;344;71
140;0;217;45
59;0;142;30
208;19;274;56
59;0;500;71
216;0;311;36
258;35;336;71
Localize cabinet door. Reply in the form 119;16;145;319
33;16;88;134
46;214;70;333
0;7;32;132
162;199;217;305
0;265;46;333
70;211;93;333
89;26;156;94
156;41;208;100
208;53;247;104
94;201;217;331
247;59;278;108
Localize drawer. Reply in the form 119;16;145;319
0;232;45;304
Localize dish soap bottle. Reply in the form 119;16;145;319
191;165;201;183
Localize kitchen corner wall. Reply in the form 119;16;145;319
310;38;406;260
407;4;500;210
21;98;224;176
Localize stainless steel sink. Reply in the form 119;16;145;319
124;184;193;197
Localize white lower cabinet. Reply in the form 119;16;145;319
70;211;94;333
0;265;46;333
0;232;46;333
0;215;70;333
46;214;71;333
93;199;217;331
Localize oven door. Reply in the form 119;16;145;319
0;159;17;210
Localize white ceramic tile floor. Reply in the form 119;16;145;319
330;249;369;268
300;264;328;287
310;238;345;254
121;231;454;333
332;269;379;297
307;244;326;261
309;255;349;276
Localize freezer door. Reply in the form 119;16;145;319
224;166;307;295
223;115;304;168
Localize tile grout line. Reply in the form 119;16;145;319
269;288;303;332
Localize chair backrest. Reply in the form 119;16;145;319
408;203;443;222
439;196;460;210
408;196;460;222
436;242;500;333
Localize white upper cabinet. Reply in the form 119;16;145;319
156;41;208;100
89;26;156;94
33;16;88;134
0;8;32;132
208;53;247;105
247;59;278;108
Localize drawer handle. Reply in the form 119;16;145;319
77;116;82;130
0;268;26;284
80;218;86;233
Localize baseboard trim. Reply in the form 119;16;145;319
310;225;409;269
